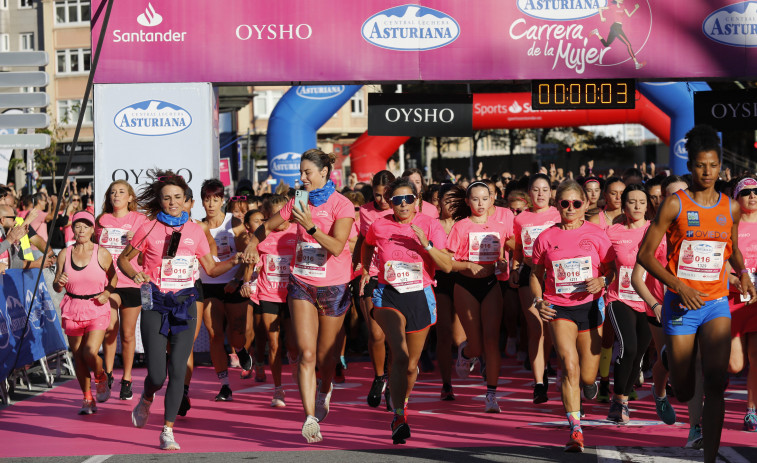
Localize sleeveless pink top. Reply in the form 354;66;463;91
60;245;108;321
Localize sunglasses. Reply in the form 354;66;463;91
510;208;524;215
166;231;181;258
1;215;16;220
230;195;247;201
390;194;416;206
158;175;184;182
354;206;360;211
738;188;757;198
559;199;584;209
502;177;512;181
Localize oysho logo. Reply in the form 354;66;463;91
674;139;688;160
703;1;757;47
517;0;607;21
296;86;346;100
269;152;301;176
137;3;162;27
362;5;460;51
114;100;192;137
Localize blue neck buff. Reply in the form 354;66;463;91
157;211;189;227
308;180;336;207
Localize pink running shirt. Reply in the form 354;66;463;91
446;216;513;264
491;206;516;281
514;207;561;259
532;221;615;307
96;211;148;289
365;212;447;290
732;220;757;299
279;192;355;286
605;222;660;313
256;225;297;303
417;200;439;219
60;245;108;321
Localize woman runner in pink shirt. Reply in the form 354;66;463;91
531;180;616;453
96;180;148;401
361;177;451;444
242;149;354;444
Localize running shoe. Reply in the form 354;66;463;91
455;341;477;379
505;337;517;357
229;352;241;368
367;376;387;408
484;392;501;413
385;385;393;411
240;368;253;379
440;384;456;401
302;415;322;443
334;362;345;384
271;387;286;408
95;374;111;403
215;384;233;401
132;394;152;428
78;398;97;415
607;400;623;423
255;362;266;382
653;390;676;425
582;381;598;401
177;394;191;417
237;348;253;372
391;414;411;445
160;425;180;450
314;382;333;422
564;428;584;453
685;424;703;449
744;413;757;432
597;379;611;403
533;383;548;404
119;379;133;401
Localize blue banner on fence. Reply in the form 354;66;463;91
0;269;67;382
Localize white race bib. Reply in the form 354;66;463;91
676;240;726;282
293;241;327;278
215;235;232;260
266;255;292;283
159;256;196;290
469;232;501;263
522;225;548;258
552;256;592;294
618;265;644;302
384;261;423;293
100;227;129;256
245;269;259;300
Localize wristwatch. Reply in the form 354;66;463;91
533;297;543;307
306;225;318;235
424;241;434;251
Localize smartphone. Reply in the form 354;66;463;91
294;189;309;212
267;178;278;185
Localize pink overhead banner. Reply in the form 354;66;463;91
92;1;757;83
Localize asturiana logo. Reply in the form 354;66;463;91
296;86;346;100
517;0;607;21
703;1;757;47
137;3;162;27
362;5;460;51
674;139;688;160
269;152;302;176
114;100;192;137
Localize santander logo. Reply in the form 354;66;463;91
137;3;163;27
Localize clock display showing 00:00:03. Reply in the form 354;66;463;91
531;79;636;110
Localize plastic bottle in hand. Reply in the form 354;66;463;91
140;283;153;311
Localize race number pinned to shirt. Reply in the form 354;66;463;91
215;235;232;260
385;261;423;293
552;257;592;294
522;225;548;258
618;265;644;302
159;256;195;290
469;232;500;262
266;255;292;283
677;240;726;282
293;241;327;278
100;228;129;256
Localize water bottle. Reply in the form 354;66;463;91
140;283;153;311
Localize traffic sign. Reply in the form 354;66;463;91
0;72;48;88
0;113;50;129
0;93;49;109
0;134;51;149
0;51;48;67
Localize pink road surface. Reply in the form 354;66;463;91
0;360;752;457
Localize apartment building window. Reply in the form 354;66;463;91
253;90;283;119
58;99;93;125
19;33;34;51
0;34;9;53
19;0;33;9
55;0;90;24
350;91;365;116
57;48;91;74
1;1;9;10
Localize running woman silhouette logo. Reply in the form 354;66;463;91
137;3;163;27
589;0;646;69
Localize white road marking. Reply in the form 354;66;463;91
82;456;113;463
597;446;747;463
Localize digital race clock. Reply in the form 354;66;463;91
531;79;636;110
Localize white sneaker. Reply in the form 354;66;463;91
314;382;333;422
95;375;111;403
271;387;286;408
159;425;180;450
505;338;518;357
590;28;599;37
455;342;477;378
484;392;501;413
78;398;97;415
302;415;322;443
132;394;152;428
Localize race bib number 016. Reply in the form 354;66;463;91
159;256;195;290
468;232;500;263
677;240;725;282
293;241;327;278
385;261;423;293
552;256;592;294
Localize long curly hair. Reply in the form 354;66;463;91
137;169;190;220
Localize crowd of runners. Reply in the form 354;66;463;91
2;124;755;463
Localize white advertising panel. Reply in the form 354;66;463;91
94;83;219;219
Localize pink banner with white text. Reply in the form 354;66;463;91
92;1;757;83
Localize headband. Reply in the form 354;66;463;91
466;181;489;192
733;178;757;199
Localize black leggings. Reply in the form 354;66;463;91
608;301;652;396
140;303;197;423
